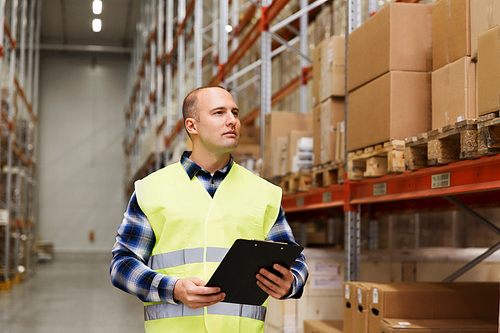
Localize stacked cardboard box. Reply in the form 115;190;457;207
477;24;500;116
431;57;476;129
263;111;313;179
471;0;500;60
342;282;499;333
304;320;343;333
380;319;497;332
286;130;313;174
265;248;344;333
312;36;345;107
347;3;433;151
432;0;477;129
313;97;345;165
432;0;470;71
312;36;345;165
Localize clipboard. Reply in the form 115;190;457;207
206;239;304;305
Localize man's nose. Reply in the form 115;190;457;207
226;112;237;125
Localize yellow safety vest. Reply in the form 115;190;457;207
134;162;282;333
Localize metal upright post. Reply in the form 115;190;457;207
299;0;308;114
0;0;5;283
156;0;164;170
164;0;173;166
194;0;202;88
230;0;239;103
177;0;186;121
211;0;218;78
24;0;36;276
14;0;28;276
344;0;362;282
260;0;272;159
218;0;228;87
5;0;19;283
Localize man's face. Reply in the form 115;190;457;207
191;88;241;154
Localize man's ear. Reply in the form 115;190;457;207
185;118;197;135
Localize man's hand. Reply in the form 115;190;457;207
256;264;294;299
173;277;225;309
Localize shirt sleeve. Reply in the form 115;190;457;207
265;205;309;299
110;192;179;304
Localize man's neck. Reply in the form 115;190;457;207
189;149;231;175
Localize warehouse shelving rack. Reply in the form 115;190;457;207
124;0;499;285
123;0;329;196
0;0;41;289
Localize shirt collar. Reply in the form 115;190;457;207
180;151;234;180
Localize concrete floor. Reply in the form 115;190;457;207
0;253;145;333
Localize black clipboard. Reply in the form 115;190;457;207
206;239;304;305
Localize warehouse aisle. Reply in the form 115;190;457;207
0;254;144;333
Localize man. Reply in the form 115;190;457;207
110;86;308;333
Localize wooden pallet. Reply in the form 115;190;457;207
0;279;11;291
405;120;478;171
312;161;345;188
281;170;313;194
478;111;500;156
347;140;405;181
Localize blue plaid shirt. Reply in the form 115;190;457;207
110;151;308;304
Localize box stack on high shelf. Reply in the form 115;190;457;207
0;0;41;291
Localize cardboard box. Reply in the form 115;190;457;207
343;282;357;333
320;36;345;101
263;111;313;179
477;25;500;116
286;130;313;174
347;71;431;152
433;0;471;70
272;137;287;177
231;143;260;164
354;283;377;333
347;3;432;92
431;56;476;129
380;319;498;333
313;97;345;165
239;126;260;144
304;320;343;333
313;40;325;107
369;282;499;333
471;0;500;59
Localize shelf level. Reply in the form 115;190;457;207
282;154;500;214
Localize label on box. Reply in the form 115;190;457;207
372;288;379;304
0;209;8;226
296;197;304;207
312;261;341;275
431;172;451;189
340;122;345;133
357;289;362;305
311;276;343;290
345;285;350;299
322;192;332;203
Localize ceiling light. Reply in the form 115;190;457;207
225;25;233;33
93;0;102;15
92;18;102;32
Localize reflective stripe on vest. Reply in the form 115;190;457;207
148;247;229;270
144;302;266;322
